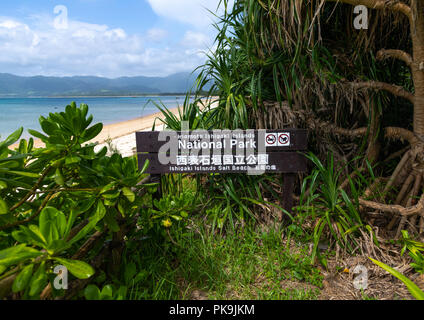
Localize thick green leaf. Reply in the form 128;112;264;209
18;139;27;154
95;201;106;220
39;207;62;244
0;265;6;275
369;258;424;300
55;212;67;238
117;201;125;217
8;171;39;178
122;187;135;203
0;127;23;148
0;198;8;215
100;182;116;194
100;285;114;300
40;120;58;136
11;229;27;243
0;160;19;169
81;104;89;120
28;137;34;151
28;129;49;142
84;284;100;300
103;198;117;206
0;177;32;189
46;239;68;254
102;190;120;199
54;258;95;279
65;156;81;165
0;244;42;268
25;225;47;248
77;197;97;214
82;123;103;142
12;264;34;293
53;168;65;186
68;206;102;245
139;159;150;175
29;262;47;297
0;153;28;164
64;209;78;239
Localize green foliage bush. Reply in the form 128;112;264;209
400;230;424;275
0;102;155;299
297;152;375;264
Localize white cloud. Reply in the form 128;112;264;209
0;15;210;77
146;0;233;28
181;31;210;47
146;28;168;41
0;19;27;29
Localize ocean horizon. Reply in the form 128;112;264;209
0;96;185;140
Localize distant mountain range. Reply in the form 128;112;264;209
0;72;202;97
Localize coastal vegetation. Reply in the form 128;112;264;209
1;0;424;300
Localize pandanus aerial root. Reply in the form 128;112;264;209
360;145;424;237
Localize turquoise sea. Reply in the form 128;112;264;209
0;96;185;139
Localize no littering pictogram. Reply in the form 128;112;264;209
265;133;277;147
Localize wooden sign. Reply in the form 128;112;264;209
135;129;308;215
136;129;307;175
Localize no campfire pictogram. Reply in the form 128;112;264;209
265;133;277;147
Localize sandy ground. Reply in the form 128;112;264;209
90;108;173;157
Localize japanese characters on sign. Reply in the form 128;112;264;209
171;154;273;173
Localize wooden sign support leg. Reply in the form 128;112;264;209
151;174;163;209
281;173;296;221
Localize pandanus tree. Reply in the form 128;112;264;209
199;0;424;236
326;0;424;236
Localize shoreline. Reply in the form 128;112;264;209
89;106;179;143
10;106;180;150
9;97;218;155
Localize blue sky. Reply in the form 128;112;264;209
0;0;231;77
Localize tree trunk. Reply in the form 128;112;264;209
412;1;424;136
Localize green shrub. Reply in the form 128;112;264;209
0;102;154;299
400;230;424;274
299;152;374;263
